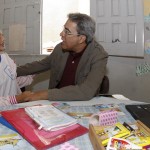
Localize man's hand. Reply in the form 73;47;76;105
24;90;48;101
16;91;33;103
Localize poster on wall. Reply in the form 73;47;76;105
144;0;150;22
136;62;150;76
9;24;26;51
145;40;150;54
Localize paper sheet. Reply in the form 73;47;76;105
9;24;26;51
144;0;150;22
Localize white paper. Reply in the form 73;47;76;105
112;94;130;101
9;24;26;51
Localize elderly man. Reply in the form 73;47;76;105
17;13;108;101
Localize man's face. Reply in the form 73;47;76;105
0;33;5;51
60;20;82;52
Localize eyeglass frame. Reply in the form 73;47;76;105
62;27;81;36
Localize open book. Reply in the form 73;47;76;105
25;105;77;131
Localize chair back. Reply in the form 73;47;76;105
99;76;109;94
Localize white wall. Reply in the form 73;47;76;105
105;22;150;103
107;56;150;103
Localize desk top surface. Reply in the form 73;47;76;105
17;96;144;107
0;96;145;150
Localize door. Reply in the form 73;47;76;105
90;0;144;57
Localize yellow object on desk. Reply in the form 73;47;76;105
124;120;150;148
92;122;131;146
89;120;150;150
89;122;131;150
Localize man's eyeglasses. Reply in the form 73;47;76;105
62;28;80;36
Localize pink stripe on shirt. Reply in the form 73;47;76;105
9;96;18;104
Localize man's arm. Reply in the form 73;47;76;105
17;55;52;77
24;49;108;101
15;91;33;103
17;75;35;88
24;90;48;101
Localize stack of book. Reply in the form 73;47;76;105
24;105;78;131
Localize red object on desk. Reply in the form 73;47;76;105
1;108;88;150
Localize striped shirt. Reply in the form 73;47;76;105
0;75;34;106
0;96;17;106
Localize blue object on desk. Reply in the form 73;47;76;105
0;116;17;132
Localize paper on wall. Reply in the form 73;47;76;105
136;62;150;76
144;0;150;22
9;24;26;51
145;39;150;55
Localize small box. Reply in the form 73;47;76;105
99;110;118;126
89;110;118;126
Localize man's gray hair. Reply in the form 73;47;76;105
67;13;95;44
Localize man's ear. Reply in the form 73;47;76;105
79;35;86;44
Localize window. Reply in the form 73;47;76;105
42;0;90;54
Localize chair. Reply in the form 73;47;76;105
99;76;109;94
20;87;26;92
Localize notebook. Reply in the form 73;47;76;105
125;104;150;128
0;116;17;132
25;105;77;131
